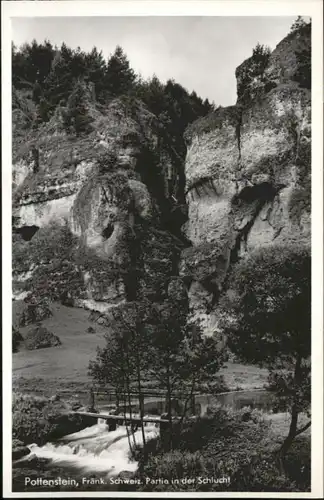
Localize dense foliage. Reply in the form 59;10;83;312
220;245;311;463
89;298;226;454
12;394;86;446
135;405;310;492
12;41;214;144
12;327;23;353
292;24;311;89
24;326;62;350
236;43;271;104
12;223;85;303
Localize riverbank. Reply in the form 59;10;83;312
12;402;311;493
13;359;269;405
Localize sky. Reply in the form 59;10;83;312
12;16;298;106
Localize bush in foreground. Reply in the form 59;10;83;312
136;405;310;492
12;394;86;446
13;328;23;353
24;326;61;350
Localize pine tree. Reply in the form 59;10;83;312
62;78;93;135
12;39;54;90
43;43;75;110
84;47;107;102
105;45;136;98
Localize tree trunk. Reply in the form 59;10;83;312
115;388;120;411
166;367;173;451
121;388;134;458
125;352;137;451
179;377;196;429
135;356;146;457
280;402;299;457
278;354;302;471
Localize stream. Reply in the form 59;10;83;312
13;389;281;492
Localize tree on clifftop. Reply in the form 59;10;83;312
220;245;311;470
105;45;136;98
62;78;94;135
290;16;308;33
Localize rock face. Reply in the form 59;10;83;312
12;97;185;315
181;23;311;334
12;24;311;339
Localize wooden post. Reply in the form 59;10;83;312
190;394;196;416
88;388;95;412
108;419;117;432
160;413;169;450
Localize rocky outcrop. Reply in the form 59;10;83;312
12;97;186;314
12;24;311;340
181;23;311;334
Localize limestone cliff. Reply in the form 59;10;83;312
12;23;311;337
12;96;186;316
181;23;311;334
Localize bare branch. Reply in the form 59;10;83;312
295;420;311;437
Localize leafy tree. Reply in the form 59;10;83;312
251;43;271;74
237;43;271;104
220;245;311;466
146;300;226;444
294;45;311;89
292;20;311;90
90;295;226;454
89;301;152;457
290;16;308;33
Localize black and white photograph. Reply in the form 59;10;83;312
2;0;323;497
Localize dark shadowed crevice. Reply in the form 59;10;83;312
202;278;221;313
233;182;280;205
101;224;114;240
235;109;242;161
16;225;40;241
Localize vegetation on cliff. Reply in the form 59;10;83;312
12;17;311;493
12;41;214;159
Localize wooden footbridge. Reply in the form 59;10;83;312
69;387;268;431
72;410;171;425
69;388;192;431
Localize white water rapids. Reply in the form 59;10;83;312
19;415;159;478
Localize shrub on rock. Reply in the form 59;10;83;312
13;328;23;353
19;302;53;327
12;439;31;461
24;326;61;350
